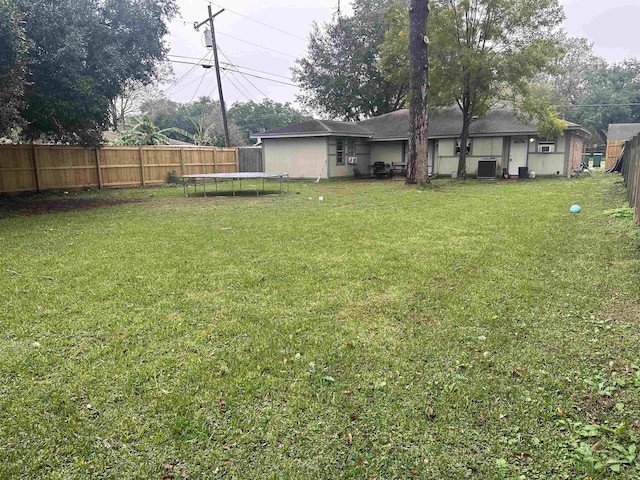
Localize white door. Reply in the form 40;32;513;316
508;136;528;176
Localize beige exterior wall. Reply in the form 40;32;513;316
527;134;568;176
328;137;371;177
370;142;404;166
434;137;505;176
263;137;328;179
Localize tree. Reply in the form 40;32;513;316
381;0;567;177
0;0;28;137
115;116;172;145
108;65;172;131
407;0;429;185
571;59;640;135
10;0;177;145
292;0;408;121
543;37;607;109
141;96;245;146
228;100;309;144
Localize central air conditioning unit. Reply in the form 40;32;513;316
347;157;358;164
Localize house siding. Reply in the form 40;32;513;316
527;134;569;176
434;137;504;176
263;137;328;179
328;137;371;177
370;142;404;166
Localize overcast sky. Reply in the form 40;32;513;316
161;0;640;109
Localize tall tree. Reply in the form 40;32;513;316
543;37;607;109
10;0;177;145
228;100;309;144
141;96;245;146
571;59;640;135
407;0;430;185
292;0;408;121
381;0;567;177
0;0;28;137
108;65;172;131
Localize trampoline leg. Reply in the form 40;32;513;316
183;177;188;197
203;177;207;197
232;179;235;196
215;178;218;193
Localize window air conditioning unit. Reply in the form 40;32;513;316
347;156;358;164
537;143;555;153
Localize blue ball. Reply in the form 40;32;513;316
570;204;581;213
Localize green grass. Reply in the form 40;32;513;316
1;174;639;479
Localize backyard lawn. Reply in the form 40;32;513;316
1;174;639;479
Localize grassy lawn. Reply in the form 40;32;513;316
1;174;639;479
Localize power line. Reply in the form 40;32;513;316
190;69;209;102
223;72;257;102
163;52;213;95
166;59;299;87
168;55;294;80
169;20;299;59
217;31;298;59
217;47;269;99
200;0;307;41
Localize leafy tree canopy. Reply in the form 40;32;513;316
0;0;29;136
380;0;567;174
114;116;172;146
228;100;309;144
292;0;408;121
141;96;245;147
569;59;640;135
6;0;177;145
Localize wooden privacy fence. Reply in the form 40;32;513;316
238;146;263;173
0;145;238;193
619;133;640;225
605;140;624;170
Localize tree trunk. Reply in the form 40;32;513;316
407;0;429;185
457;104;472;179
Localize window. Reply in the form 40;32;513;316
347;139;356;158
537;137;556;153
455;138;471;155
336;138;345;165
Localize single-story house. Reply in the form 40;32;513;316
605;123;640;170
252;108;589;179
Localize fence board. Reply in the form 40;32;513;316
619;134;640;226
0;145;37;192
605;140;624;170
0;145;238;193
239;147;263;172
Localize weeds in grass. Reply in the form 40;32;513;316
0;174;638;478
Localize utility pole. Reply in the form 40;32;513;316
194;6;231;147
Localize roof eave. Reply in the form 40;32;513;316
252;132;373;139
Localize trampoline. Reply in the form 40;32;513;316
182;172;289;197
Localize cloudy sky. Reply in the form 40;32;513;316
161;0;640;108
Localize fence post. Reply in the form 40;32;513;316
32;144;41;193
213;148;218;174
139;147;146;187
95;148;103;189
179;148;185;177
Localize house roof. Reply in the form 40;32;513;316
255;119;372;138
606;123;640;142
255;108;586;141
